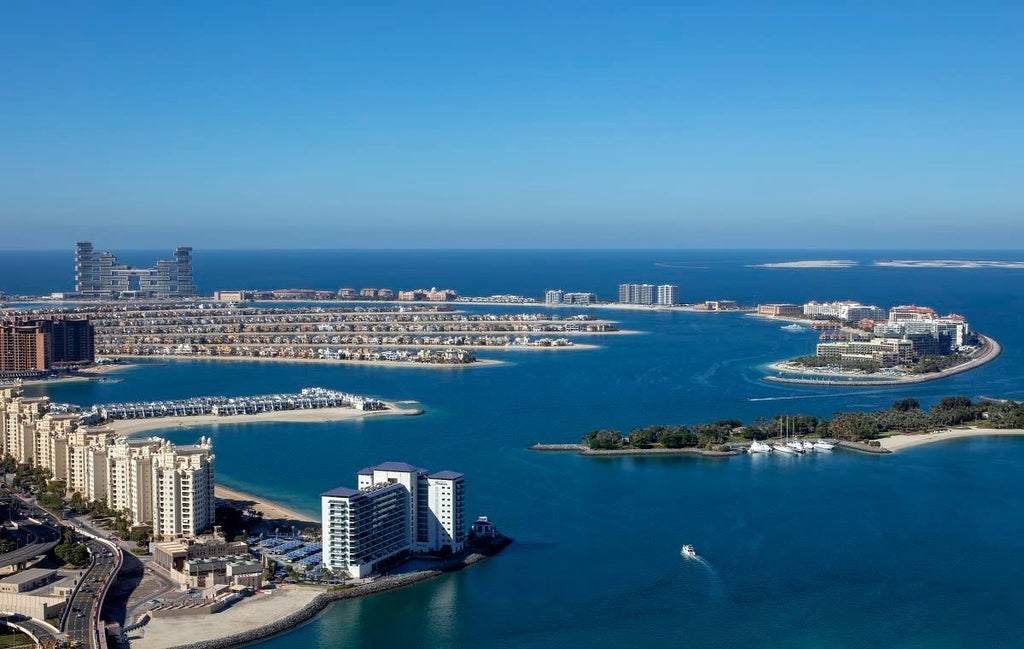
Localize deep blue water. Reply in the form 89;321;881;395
7;249;1024;647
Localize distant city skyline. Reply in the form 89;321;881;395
2;2;1022;250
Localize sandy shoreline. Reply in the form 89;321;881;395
879;426;1024;451
761;331;1001;386
108;353;505;369
214;484;318;524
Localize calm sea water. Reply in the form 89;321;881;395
8;249;1024;647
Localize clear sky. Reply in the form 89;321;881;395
2;1;1022;249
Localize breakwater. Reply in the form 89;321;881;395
166;536;512;649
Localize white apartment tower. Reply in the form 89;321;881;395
151;438;216;539
656;284;679;306
322;461;466;578
618;283;655;305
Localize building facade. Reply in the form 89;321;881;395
618;284;655;305
656;284;679;306
0;316;95;373
75;242;197;298
322;461;466;579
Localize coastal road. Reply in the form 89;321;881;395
63;537;120;648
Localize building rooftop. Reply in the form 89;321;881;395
429;470;464;480
357;461;426;475
0;568;56;586
322;486;360;498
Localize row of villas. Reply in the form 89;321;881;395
1;386;215;539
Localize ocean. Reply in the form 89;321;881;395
6;249;1024;647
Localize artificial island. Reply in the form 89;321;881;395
0;242;1012;648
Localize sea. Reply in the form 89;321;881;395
4;249;1024;648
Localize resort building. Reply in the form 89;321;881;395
0;316;95;374
398;288;458;301
75;241;197;298
546;290;598;306
694;300;739;311
815;338;916;365
656;285;679;306
803;300;886;322
618;283;655;305
757;303;803;317
322;461;466;579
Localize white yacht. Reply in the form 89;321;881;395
748;440;773;453
786;440;806;454
772;442;797;454
681;544;697;559
780;323;808;332
813;440;835;451
802;440;816;451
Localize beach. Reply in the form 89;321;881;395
214;484;318;524
107;353;505;369
878;426;1024;452
92;401;420;436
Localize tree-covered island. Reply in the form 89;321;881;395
578;397;1024;451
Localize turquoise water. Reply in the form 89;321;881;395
13;250;1024;647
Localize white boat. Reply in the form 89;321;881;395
780;323;808;332
772;443;797;454
786;441;806;453
748;440;773;453
813;440;835;451
681;544;697;558
802;440;816;451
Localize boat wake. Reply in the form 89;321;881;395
683;554;726;600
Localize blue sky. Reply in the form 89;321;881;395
2;1;1022;249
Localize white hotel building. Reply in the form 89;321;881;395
322;461;466;579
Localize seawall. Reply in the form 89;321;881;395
167;537;512;649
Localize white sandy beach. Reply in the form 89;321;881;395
91;401;418;436
128;586;323;649
879;426;1024;452
214;484;318;523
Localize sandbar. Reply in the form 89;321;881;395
91;401;419;437
750;260;858;269
874;259;1024;269
879;426;1024;452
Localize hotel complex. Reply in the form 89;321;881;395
545;290;598;305
74;241;197;298
0;315;95;375
322;461;466;578
0;385;215;539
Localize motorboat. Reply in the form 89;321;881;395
813;440;835;451
786;440;806;454
681;544;697;558
780;323;808;332
802;440;816;451
748;440;773;453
